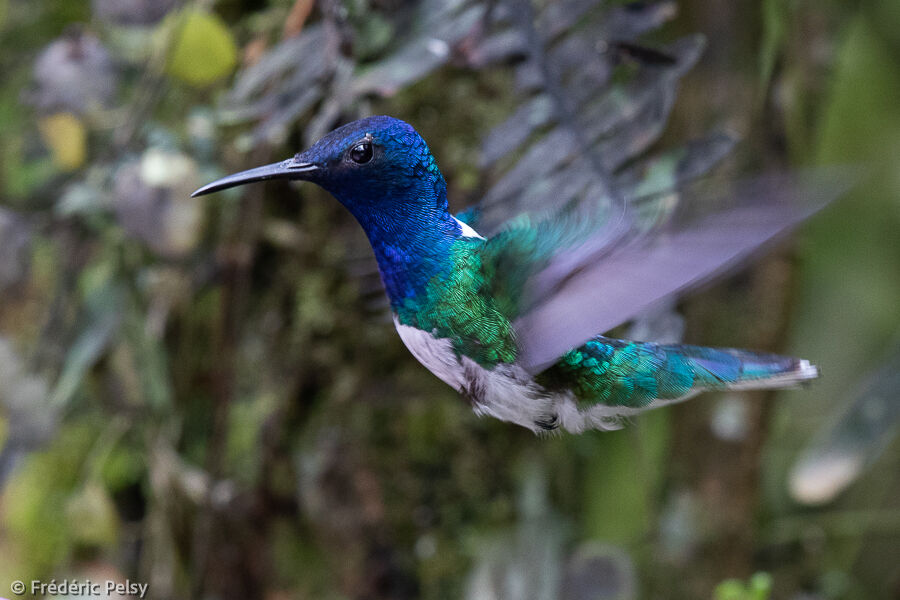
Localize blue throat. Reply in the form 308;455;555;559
357;204;462;306
331;171;464;307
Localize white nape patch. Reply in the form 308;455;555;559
454;217;486;240
393;317;639;433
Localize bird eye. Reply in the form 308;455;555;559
349;142;374;164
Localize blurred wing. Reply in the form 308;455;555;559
512;170;850;374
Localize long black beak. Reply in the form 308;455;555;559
191;157;318;197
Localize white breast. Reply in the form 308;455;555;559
392;317;565;432
393;318;467;390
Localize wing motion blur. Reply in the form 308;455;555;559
506;170;850;373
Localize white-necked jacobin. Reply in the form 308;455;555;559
193;115;823;433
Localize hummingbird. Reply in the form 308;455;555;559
193;115;824;433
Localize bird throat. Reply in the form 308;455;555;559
344;188;464;308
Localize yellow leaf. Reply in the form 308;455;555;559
37;112;87;171
165;9;237;87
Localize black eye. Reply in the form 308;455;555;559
349;142;374;164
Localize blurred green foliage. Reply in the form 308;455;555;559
164;9;238;86
0;1;898;600
714;572;772;600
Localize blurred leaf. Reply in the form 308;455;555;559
56;177;108;217
788;348;900;506
351;4;484;97
0;208;32;292
49;275;123;409
37;112;87;171
220;0;483;148
164;9;237;86
65;482;120;547
0;338;55;449
713;572;772;600
471;0;718;234
1;135;56;197
0;337;55;491
3;423;98;576
219;24;334;145
27;31;117;115
351;12;395;61
100;442;145;492
759;0;788;97
226;393;278;482
615;133;737;201
49;314;118;409
714;579;746;600
747;573;773;600
121;306;173;411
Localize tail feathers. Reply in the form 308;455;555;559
537;337;819;420
678;345;819;392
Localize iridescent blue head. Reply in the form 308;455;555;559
193;116;466;304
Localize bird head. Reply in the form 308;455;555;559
192;115;449;219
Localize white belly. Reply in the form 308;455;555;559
393;317;467;390
392;317;561;431
392;317;638;433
